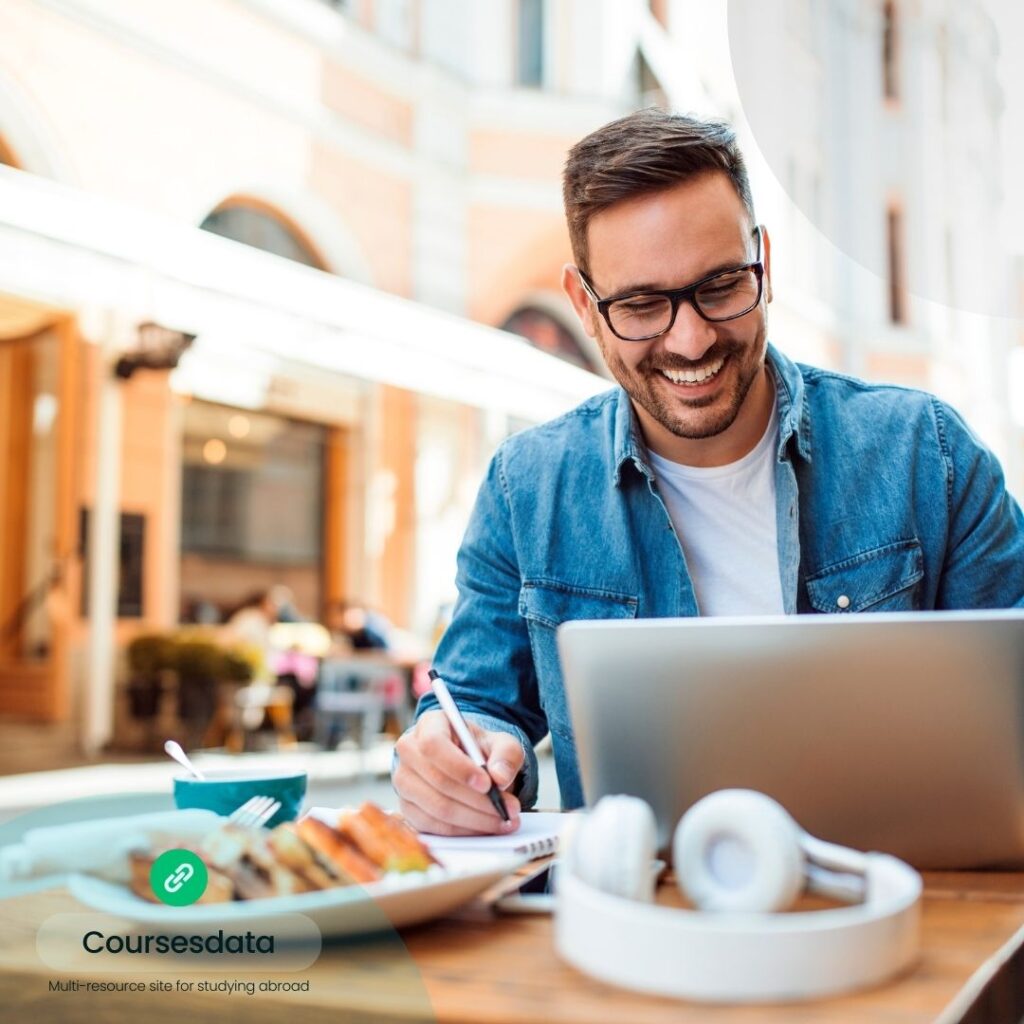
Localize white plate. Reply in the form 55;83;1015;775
67;852;524;937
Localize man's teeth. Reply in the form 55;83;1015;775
660;357;726;385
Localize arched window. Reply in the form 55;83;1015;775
502;307;600;373
199;199;326;270
0;134;20;169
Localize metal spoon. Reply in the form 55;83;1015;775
164;739;206;780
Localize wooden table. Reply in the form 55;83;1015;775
2;871;1023;1024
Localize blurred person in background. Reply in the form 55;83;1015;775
224;588;287;653
325;599;395;652
222;585;317;741
269;583;303;624
180;596;222;626
393;108;1024;837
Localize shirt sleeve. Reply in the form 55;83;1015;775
935;399;1024;608
410;447;548;809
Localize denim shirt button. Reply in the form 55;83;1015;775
836;594;851;609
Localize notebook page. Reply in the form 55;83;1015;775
419;812;569;857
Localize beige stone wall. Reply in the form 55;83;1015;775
0;0;317;215
321;61;414;148
468;208;570;326
309;141;414;296
0;0;605;739
864;351;930;389
469;129;575;182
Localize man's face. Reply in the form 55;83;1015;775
563;172;772;459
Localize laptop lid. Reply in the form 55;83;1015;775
558;610;1024;869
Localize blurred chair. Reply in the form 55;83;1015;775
314;657;410;767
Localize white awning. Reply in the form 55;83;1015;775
0;165;607;423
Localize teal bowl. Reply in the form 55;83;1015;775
172;769;307;828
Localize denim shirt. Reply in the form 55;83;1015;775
413;343;1024;810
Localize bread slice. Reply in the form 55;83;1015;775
336;803;439;873
293;816;382;885
268;823;340;890
236;828;318;897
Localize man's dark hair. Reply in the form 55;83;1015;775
562;108;755;275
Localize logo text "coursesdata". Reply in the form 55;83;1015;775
82;930;275;955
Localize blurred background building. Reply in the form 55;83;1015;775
0;0;1018;766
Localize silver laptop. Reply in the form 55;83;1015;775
557;611;1024;869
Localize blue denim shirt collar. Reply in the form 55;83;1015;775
767;342;813;464
611;382;654;486
612;341;811;486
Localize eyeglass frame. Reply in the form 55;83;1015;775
576;226;765;342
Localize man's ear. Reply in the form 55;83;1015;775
761;225;773;304
561;263;599;339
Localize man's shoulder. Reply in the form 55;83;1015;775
791;360;989;463
796;361;941;425
798;361;933;405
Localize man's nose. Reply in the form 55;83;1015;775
660;300;717;361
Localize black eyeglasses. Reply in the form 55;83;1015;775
578;226;765;341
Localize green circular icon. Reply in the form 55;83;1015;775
150;849;208;906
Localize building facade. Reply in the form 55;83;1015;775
0;0;1017;761
0;0;629;754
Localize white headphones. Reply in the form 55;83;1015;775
555;790;922;1003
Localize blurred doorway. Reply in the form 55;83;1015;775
0;296;79;720
179;402;327;623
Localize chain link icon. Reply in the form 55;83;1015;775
163;862;195;894
150;849;207;905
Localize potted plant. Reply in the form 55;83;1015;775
125;633;173;719
170;632;225;748
222;642;265;685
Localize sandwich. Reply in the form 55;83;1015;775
128;802;437;903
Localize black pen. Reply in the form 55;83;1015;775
428;669;510;823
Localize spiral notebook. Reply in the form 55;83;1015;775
419;812;568;859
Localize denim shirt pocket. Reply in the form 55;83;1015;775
519;580;639;736
805;539;924;613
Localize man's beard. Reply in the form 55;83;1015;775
598;326;768;441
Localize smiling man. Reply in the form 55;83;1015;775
391;109;1024;835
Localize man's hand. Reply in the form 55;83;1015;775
393;710;524;835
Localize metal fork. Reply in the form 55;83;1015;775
227;795;282;829
197;796;282;864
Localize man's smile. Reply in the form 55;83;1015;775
657;355;728;387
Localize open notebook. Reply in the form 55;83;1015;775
419;812;568;859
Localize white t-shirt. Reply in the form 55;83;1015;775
648;403;784;617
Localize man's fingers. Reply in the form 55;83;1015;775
477;730;526;790
396;798;484;837
393;757;515;821
400;712;492;792
392;712;528;836
498;790;522;821
395;769;514;835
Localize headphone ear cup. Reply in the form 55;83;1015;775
572;795;658;902
674;790;805;913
